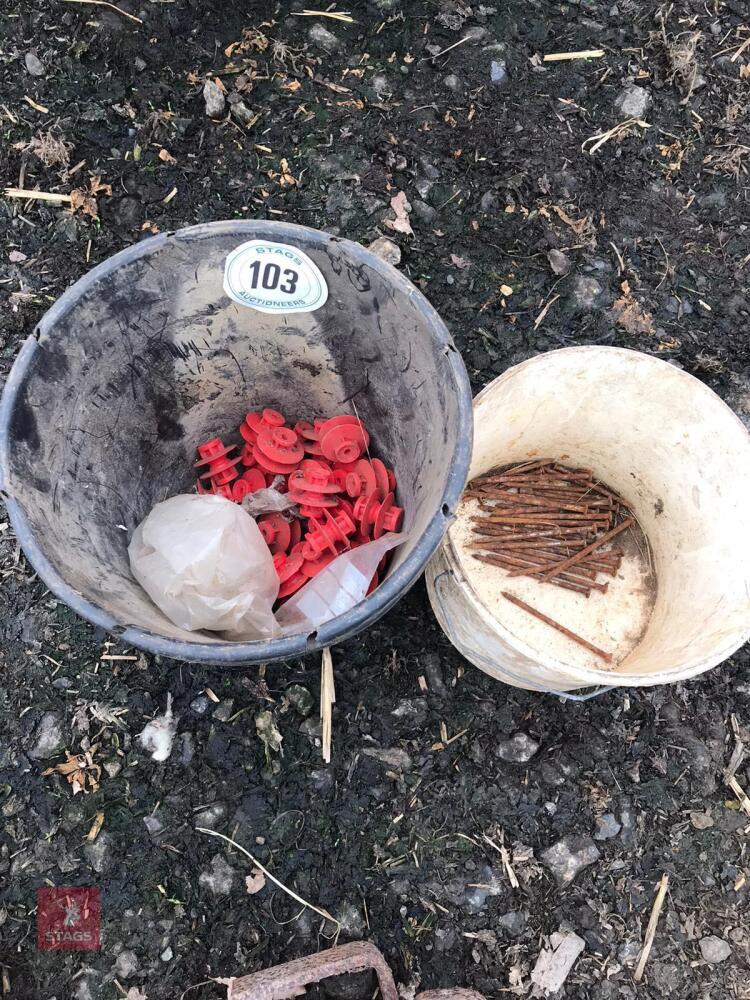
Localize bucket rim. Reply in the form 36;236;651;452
0;220;474;664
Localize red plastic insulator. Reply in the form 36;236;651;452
300;549;340;579
240;468;267;493
294;420;319;442
290;540;307;558
277;567;308;598
273;550;304;583
253;445;301;476
386;468;397;492
302;509;356;559
318;415;363;434
330;469;348;491
353;491;404;539
336;497;355;519
245;408;285;436
232;479;253;502
319;423;369;465
303;439;327;457
345;458;378;499
258;513;292;554
240;443;257;467
212;483;235;501
194;438;234;466
288;463;339;495
289;518;303;548
287;489;339;509
371;458;390;498
256;426;304;465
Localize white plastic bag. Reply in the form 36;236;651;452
276;533;404;633
128;494;280;640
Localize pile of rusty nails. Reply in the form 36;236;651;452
464;459;635;598
225;941;486;1000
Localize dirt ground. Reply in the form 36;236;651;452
1;1;749;998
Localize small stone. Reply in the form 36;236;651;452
498;911;527;937
103;759;122;778
412;199;436;224
371;74;391;99
333;900;366;938
618;940;640;966
594;813;622;841
391;698;427;724
615;84;651;118
114;949;138;980
310;768;334;795
496;733;540;763
194;802;226;831
84;833;113;874
480;191;498;213
547;249;571;275
179;732;194;766
212;699;234;723
160;946;173;962
190;695;210;715
541;835;600;886
419;155;439;180
285;684;314;717
143;815;164;840
699;936;731;963
134;56;147;72
421;652;447;695
203;79;226;117
443;73;462;92
52;676;73;690
308;23;341;54
230;101;255;126
490;60;509;87
463;25;488;43
199;854;235;896
299;716;322;744
415;177;433;200
25;52;45;77
367;237;401;267
29;712;64;759
362;747;412;770
689;811;714;830
570;275;604;310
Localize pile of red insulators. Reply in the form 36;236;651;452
193;409;403;602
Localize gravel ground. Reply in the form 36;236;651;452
1;2;749;999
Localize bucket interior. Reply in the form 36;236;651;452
451;347;750;682
0;222;471;660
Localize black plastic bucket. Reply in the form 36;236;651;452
0;221;472;664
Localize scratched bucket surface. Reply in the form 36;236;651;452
0;221;472;664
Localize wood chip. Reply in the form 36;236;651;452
634;874;669;982
543;50;605;62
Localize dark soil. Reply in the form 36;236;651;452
1;2;749;999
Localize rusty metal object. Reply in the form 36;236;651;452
226;941;399;1000
226;943;488;1000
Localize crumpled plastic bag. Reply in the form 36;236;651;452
128;494;279;640
276;532;404;634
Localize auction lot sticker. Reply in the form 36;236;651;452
224;240;328;314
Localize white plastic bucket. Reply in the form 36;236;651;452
426;347;750;692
